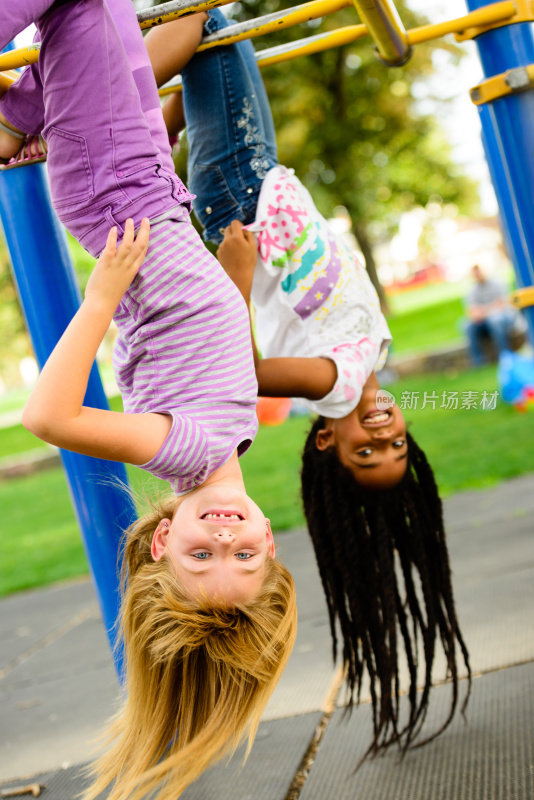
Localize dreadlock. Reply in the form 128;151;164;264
301;418;471;760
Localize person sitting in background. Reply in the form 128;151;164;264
465;264;518;365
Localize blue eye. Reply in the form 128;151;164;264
193;552;210;560
236;552;252;560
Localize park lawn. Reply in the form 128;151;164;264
384;273;518;355
0;393;125;460
0;415;310;596
384;366;534;492
0;423;43;459
386;296;465;355
2;365;534;596
0;468;91;595
386;280;470;314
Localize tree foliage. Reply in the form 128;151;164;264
0;2;482;384
232;0;480;303
0;231;96;386
0;239;31;386
240;0;479;215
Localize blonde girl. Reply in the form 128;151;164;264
144;7;471;758
0;1;296;798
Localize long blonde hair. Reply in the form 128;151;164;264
83;494;297;800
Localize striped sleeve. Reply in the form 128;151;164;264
139;412;209;493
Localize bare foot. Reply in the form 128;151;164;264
0;113;25;161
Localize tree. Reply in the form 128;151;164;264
0;232;96;387
234;0;480;309
0;237;31;386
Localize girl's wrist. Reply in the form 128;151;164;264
82;292;119;323
239;284;252;304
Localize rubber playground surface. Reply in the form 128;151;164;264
1;474;534;799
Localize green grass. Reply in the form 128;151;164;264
239;416;311;530
383;274;518;356
0;387;33;416
0;281;528;596
2;365;534;596
0;392;124;460
386;296;465;355
383;366;534;494
386;280;470;314
0;468;91;595
0;415;311;596
0;422;45;459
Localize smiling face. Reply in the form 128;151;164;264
151;485;275;605
316;386;408;489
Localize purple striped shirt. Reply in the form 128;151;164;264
113;207;259;494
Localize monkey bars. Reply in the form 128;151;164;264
0;1;522;74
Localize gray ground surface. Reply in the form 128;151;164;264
1;474;534;799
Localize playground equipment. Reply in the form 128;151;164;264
1;0;534;672
498;349;534;410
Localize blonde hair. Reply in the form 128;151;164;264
83;494;297;800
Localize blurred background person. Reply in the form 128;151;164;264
464;264;520;365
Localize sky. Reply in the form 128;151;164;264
13;0;498;214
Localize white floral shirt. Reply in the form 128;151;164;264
247;166;391;418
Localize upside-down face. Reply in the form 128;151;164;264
151;485;275;605
315;382;408;490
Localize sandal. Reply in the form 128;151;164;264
0;134;47;170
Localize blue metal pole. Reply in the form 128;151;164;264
464;1;534;345
0;164;136;675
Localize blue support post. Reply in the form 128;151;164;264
464;1;534;345
0;164;136;675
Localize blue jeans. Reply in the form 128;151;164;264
465;310;515;365
182;8;278;243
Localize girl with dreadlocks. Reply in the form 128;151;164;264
1;2;296;799
143;6;471;759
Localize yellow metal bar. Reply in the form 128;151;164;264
0;44;40;70
207;0;518;55
159;23;368;95
256;24;368;67
0;0;522;74
351;0;410;65
470;64;534;105
138;0;234;30
252;1;518;69
511;287;534;309
407;1;516;46
455;0;534;41
0;70;19;92
197;0;352;52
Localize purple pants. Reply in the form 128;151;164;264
0;0;191;256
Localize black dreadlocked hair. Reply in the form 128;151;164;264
301;418;471;759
